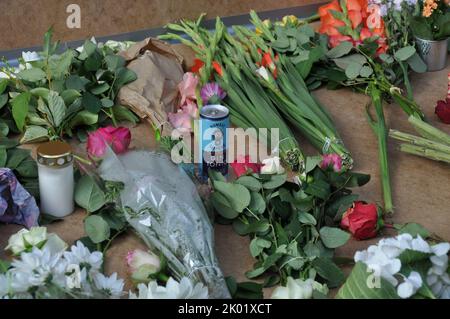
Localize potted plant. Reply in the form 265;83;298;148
410;0;450;71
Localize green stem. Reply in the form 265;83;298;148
399;62;413;100
399;144;450;164
368;86;393;214
408;116;450;146
389;129;450;153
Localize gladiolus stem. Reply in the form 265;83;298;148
399;144;450;164
389;130;450;154
367;85;393;214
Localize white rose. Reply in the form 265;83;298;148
255;66;270;81
271;277;316;299
22;227;47;247
261;156;285;175
5;229;29;255
126;249;161;283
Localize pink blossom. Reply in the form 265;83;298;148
168;110;193;132
182;99;198;118
321;153;343;172
200;82;226;105
178;72;199;105
87;126;131;158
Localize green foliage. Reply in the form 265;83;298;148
0;29;138;142
209;157;370;287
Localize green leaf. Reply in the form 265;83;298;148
0;78;8;95
248;192;266;215
114;67;137;90
17;68;46;82
11;92;31;132
312;257;345;288
320;226;350;249
359;65;373;77
399;249;431;264
101;98;114;108
213;180;251;213
305;179;330;200
407;53;427;73
30;87;50;101
235;176;262;192
47;91;66;127
20;126;49;144
0;148;7;167
82;92;103;114
336;262;399;298
105;55;126;71
394;223;431;238
48;50;74;79
69;110;98;128
0;94;8;110
6;148;31;171
15;158;38;178
90;83;110;95
0;259;11;273
379;53;394;64
305;156;322;173
84;51;103;72
0;121;8;136
84;215;110;244
210;191;240;219
345;62;362;79
249;237;272;257
65;75;90;91
327;194;358;220
60;89;82;106
326;41;353;59
78;40;97;60
75;175;106;212
333;54;366;70
394;46;416;61
262;173;287;189
298;212;317;226
112;105;138;124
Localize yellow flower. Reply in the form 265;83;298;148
256;19;272;35
281;15;299;27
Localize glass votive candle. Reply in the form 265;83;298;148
37;141;74;218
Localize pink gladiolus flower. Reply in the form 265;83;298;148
182;99;198;118
321;153;343;172
168;110;193;132
178;72;199;105
200;82;226;105
87;126;131;158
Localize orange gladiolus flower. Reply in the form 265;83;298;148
212;61;223;77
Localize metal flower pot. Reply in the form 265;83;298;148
415;36;448;72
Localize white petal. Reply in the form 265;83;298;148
431;243;450;256
440;273;450;285
411;236;431;253
427;274;438;286
431;281;443;296
271;286;290;299
397;281;414;298
354;250;368;263
407;272;423;289
430;255;448;268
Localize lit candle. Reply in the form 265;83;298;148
37;141;74;217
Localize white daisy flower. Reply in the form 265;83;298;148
63;241;103;272
93;273;124;298
129;277;209;299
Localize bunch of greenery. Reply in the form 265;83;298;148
208;157;370;289
0;29;138;143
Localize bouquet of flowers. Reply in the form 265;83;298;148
337;232;450;299
97;148;230;298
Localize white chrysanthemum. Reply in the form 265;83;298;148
0;274;11;298
22;51;40;62
92;273;124;298
397;272;422;299
63;241;103;272
129;277;209;299
10;247;64;292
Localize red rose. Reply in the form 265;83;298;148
231;155;261;177
435;98;450;124
341;201;382;240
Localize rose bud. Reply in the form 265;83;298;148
340;201;383;240
435;98;450;124
126;249;161;283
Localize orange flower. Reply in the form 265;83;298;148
191;58;204;73
212;61;223;77
319;0;346;36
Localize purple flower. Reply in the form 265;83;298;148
200;82;226;105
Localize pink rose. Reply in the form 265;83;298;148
321;153;343;172
178;72;199;105
87;126;131;158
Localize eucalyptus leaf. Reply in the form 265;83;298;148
320;226;350;249
248;192;266;215
213;180;251;213
326;41;353;59
84;215;110;244
210;191;240;219
345;62;363;79
262;173;287;189
394;46;416;61
312;257;345;288
75;175;106;212
235;176;262;192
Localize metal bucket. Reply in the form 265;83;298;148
415;36;448;72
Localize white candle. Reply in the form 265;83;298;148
37;141;74;218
